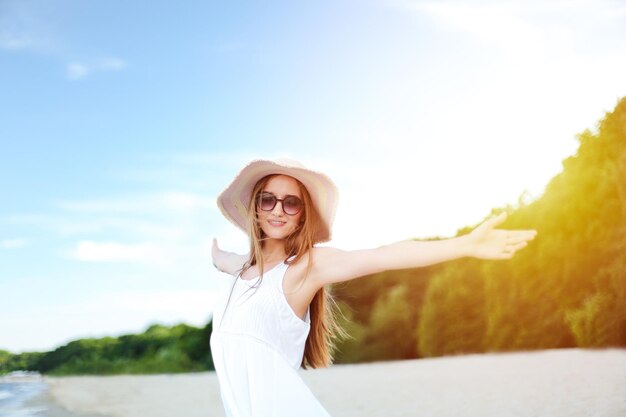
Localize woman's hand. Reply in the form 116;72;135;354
212;238;226;272
465;212;537;260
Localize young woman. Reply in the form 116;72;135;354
210;158;537;417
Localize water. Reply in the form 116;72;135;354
0;381;48;417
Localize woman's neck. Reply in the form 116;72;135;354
261;239;288;263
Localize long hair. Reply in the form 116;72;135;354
240;174;348;369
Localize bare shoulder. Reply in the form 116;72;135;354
284;247;344;289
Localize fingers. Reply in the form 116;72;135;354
498;227;537;260
503;240;528;256
521;230;538;239
212;238;220;259
504;230;538;244
514;241;527;250
491;212;507;225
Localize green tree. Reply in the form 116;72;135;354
418;260;486;357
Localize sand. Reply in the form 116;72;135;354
40;348;626;417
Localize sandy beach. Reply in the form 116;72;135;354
36;348;626;417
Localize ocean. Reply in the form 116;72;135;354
0;372;90;417
0;380;48;417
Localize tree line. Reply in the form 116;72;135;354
1;322;214;375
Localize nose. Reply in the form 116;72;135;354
271;200;285;216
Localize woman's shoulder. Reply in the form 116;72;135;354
306;246;346;271
295;246;341;262
311;245;344;258
285;247;342;292
286;247;338;270
286;247;344;277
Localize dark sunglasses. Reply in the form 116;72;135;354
257;192;303;215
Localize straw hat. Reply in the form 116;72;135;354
217;158;339;243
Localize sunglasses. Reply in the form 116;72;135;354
257;192;303;215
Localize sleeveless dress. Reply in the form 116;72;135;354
210;258;332;417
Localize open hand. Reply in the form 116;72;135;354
465;212;537;260
212;238;225;272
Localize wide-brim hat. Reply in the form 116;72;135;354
217;158;339;244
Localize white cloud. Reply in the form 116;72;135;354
64;237;215;269
5;213;190;240
112;150;262;191
57;191;213;214
66;57;127;80
67;240;167;263
0;34;35;50
7;189;220;267
6;213;50;224
99;57;126;70
170;150;263;169
0;0;57;53
0;3;127;79
66;62;90;79
1;238;27;249
403;0;626;55
60;217;188;239
409;1;542;50
160;191;214;211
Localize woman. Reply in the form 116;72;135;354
210;158;537;416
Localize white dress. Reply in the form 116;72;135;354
210;258;332;417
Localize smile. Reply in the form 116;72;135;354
268;220;286;227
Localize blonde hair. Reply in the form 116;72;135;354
239;174;348;368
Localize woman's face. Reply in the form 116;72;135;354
256;175;304;240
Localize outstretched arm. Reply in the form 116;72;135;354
211;238;248;276
311;212;537;286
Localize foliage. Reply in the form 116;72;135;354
418;260;486;357
0;351;44;374
332;265;433;363
0;350;10;364
367;284;415;360
0;321;216;376
332;300;368;363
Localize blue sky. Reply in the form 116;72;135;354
2;0;625;353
